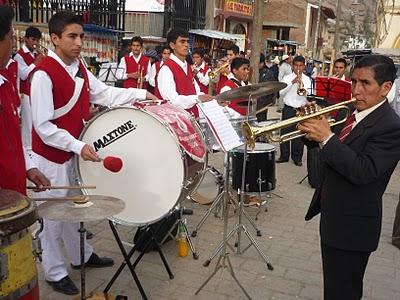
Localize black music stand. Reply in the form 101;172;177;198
98;63;123;86
103;220;174;300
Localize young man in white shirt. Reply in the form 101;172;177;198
30;11;156;295
277;55;312;166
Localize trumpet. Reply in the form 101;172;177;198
208;62;230;80
297;69;307;96
242;98;357;149
33;43;48;56
137;65;144;89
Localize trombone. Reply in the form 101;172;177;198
242;98;357;149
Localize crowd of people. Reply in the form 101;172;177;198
1;5;400;299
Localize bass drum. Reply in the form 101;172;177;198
76;105;207;226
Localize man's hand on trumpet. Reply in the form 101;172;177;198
297;102;332;143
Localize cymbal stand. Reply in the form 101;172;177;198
195;152;251;299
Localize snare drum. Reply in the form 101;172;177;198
191;167;223;205
232;143;276;193
0;190;39;300
76;105;207;226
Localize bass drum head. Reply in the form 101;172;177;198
76;107;185;226
191;168;222;205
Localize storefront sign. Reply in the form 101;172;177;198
224;0;253;16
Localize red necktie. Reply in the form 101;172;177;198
338;114;356;142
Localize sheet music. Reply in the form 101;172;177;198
198;100;243;152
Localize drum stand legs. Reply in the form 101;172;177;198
162;206;199;259
104;220;174;300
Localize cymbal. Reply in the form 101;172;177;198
37;195;125;222
215;81;287;102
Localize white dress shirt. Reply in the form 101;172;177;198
13;45;37;83
116;52;152;81
157;53;202;109
280;72;312;108
148;61;164;88
30;49;147;156
194;61;210;86
278;62;292;82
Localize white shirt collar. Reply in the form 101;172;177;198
196;61;206;70
129;52;142;59
22;44;37;55
170;53;187;71
0;73;7;86
354;99;387;124
6;58;15;68
47;49;79;69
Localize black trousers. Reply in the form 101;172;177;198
279;104;304;162
392;193;400;248
321;243;370;300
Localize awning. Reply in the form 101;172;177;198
266;38;300;46
189;29;244;41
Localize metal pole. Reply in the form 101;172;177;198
312;0;322;59
333;0;343;60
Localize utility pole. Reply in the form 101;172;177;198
250;0;264;84
312;0;322;59
205;0;215;29
332;0;343;59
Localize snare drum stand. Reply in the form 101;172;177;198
195;152;251;299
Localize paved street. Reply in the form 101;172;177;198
37;111;400;300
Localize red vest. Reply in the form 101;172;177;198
17;48;35;95
221;79;247;115
160;59;199;118
216;74;229;94
0;76;26;195
194;64;210;94
1;62;20;108
153;61;162;99
123;54;149;89
31;57;90;164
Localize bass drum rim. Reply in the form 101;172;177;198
75;106;206;226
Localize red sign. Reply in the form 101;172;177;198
145;103;206;162
225;0;253;16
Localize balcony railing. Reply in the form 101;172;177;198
12;0;126;31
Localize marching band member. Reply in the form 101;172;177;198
157;28;213;117
117;36;152;89
14;26;45;157
191;48;210;94
149;45;170;98
277;55;312;167
333;58;350;81
299;54;400;300
0;6;49;196
29;12;156;295
215;44;239;94
219;57;250;116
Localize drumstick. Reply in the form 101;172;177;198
33;195;90;202
27;185;96;190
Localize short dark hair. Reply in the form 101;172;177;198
49;11;83;37
353;54;397;85
293;55;305;64
161;45;171;53
231;57;250;71
25;26;42;39
334;58;347;68
131;36;143;46
227;44;240;55
167;28;189;45
192;48;205;57
0;6;14;41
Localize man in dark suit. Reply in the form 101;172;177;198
298;55;400;300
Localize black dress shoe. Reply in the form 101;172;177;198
46;275;79;295
276;158;289;163
294;161;303;166
71;253;114;269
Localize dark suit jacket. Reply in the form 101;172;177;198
305;101;400;252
